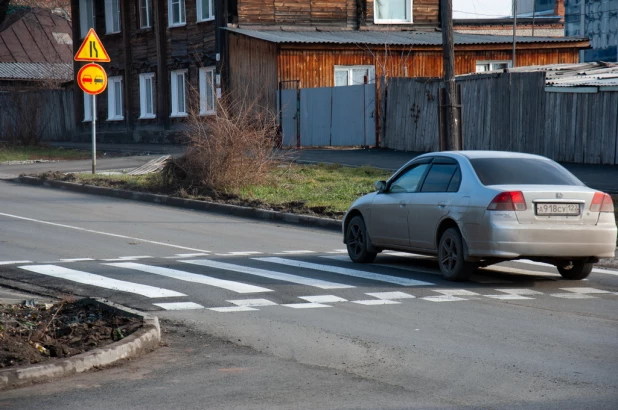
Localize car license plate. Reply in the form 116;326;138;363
535;203;580;216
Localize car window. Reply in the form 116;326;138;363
421;164;459;192
389;164;430;193
470;158;583;186
447;168;462;192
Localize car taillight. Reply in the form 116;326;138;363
487;191;527;211
590;192;614;213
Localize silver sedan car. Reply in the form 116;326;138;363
343;151;617;281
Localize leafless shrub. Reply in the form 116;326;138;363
163;89;286;193
0;89;58;146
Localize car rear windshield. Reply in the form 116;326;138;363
469;158;583;186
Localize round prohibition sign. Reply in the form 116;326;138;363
77;63;107;95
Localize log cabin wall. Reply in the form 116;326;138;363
235;0;440;29
73;0;217;142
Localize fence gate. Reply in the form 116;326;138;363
279;84;376;147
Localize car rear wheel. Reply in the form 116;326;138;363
438;228;477;281
346;216;377;263
557;262;593;280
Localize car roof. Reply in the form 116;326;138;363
420;151;550;161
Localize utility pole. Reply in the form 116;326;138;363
440;0;459;151
512;0;518;67
531;0;537;37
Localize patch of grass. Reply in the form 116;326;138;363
72;173;166;192
0;145;94;162
238;164;391;213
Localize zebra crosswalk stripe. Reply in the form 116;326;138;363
181;259;354;289
257;257;430;286
107;262;272;294
19;265;185;298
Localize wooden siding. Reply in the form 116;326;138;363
236;0;440;28
381;73;618;165
277;46;580;88
228;33;279;111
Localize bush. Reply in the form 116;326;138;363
163;92;286;193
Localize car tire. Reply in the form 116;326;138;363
557;262;593;280
346;216;377;263
438;228;477;281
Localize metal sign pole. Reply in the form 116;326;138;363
92;94;96;174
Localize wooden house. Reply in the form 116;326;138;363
69;1;589;143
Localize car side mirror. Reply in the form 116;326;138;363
374;180;387;192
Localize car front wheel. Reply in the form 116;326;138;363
346;216;377;263
557;261;593;280
438;228;477;281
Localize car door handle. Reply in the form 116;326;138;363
438;202;448;208
399;201;406;208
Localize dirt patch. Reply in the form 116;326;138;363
0;300;141;368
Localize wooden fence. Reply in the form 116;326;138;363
380;72;618;165
0;88;75;143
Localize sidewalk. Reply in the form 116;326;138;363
31;143;618;194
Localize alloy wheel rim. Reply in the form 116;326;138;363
440;237;458;273
348;224;364;257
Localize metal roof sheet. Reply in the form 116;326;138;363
226;28;587;46
0;62;72;81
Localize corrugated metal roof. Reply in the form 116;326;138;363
0;62;73;81
225;28;587;46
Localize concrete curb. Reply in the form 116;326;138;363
13;176;342;232
0;298;160;391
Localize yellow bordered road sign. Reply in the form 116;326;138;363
77;63;107;95
74;28;111;62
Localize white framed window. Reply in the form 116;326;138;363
79;0;95;38
476;60;513;73
170;69;187;117
139;73;156;119
139;0;152;28
197;0;214;22
168;0;186;27
83;92;96;122
199;67;216;115
334;65;376;86
374;0;413;24
107;76;124;121
105;0;121;34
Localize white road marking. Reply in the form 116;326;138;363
365;291;415;300
299;295;348;303
154;302;205;310
163;253;209;259
107;262;272;294
496;289;544;296
216;252;263;256
550;293;595;299
481;266;558;277
228;299;278;307
100;256;152;262
182;259;353;289
484;294;534;300
326;249;348;254
513;259;554;268
382;251;434;259
59;258;95;262
260;257;428;287
559;287;611;294
422;295;467;302
209;306;258;312
352;300;400;306
273;250;316;255
282;303;331;309
0;260;32;265
592;267;618;277
434;289;480;296
19;265;185;298
0;212;211;253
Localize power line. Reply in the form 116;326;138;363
453;8;618;18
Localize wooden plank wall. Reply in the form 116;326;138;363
0;89;76;142
381;73;618;165
277;47;580;88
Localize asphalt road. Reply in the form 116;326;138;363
1;181;618;409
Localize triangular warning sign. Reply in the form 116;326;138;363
74;28;111;62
